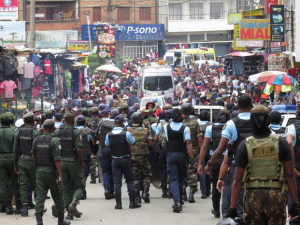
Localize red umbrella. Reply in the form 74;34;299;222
268;74;296;85
257;71;287;83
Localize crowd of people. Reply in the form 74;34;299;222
1;57;300;225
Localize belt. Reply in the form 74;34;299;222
112;156;130;159
37;166;55;170
245;180;283;189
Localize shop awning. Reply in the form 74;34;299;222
71;62;87;69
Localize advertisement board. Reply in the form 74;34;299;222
0;0;18;20
239;19;271;40
270;5;284;42
97;26;115;59
243;8;265;17
267;0;278;14
0;21;25;45
233;24;246;50
68;41;89;51
228;13;243;24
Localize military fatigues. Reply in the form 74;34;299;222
32;133;64;216
0;125;20;211
128;124;152;199
242;134;287;224
13;125;39;205
54;125;85;209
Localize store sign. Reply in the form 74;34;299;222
81;24;164;42
243;8;265;17
266;46;286;54
239;20;271;40
270;5;285;42
0;21;25;46
27;30;78;49
267;0;278;14
228;13;243;24
233;24;246;50
97;26;115;59
0;0;18;20
68;41;89;51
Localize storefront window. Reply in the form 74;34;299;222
144;76;173;91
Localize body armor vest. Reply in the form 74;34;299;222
58;127;76;157
158;121;168;144
36;135;54;167
211;124;223;150
127;127;148;155
100;120;114;146
243;134;285;192
293;121;300;172
81;128;92;156
166;124;186;153
108;130;131;158
201;122;210;139
19;128;34;155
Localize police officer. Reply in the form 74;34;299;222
205;95;253;218
227;105;300;224
0;113;21;215
198;109;230;218
163;108;194;213
286;103;300;225
13;112;39;217
54;112;85;220
128;112;152;203
154;110;172;198
181;103;203;203
97;109;119;199
54;113;63;128
82;108;90;126
75;115;95;199
105;115;141;209
269;111;286;136
32;119;70;225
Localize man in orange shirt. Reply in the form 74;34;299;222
176;66;183;77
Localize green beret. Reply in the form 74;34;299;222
250;105;270;115
0;113;10;122
6;112;14;120
146;109;154;114
45;110;52;116
43;119;55;126
23;112;34;119
90;107;99;113
82;107;88;113
64;112;75;118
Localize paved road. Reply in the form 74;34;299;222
0;177;224;225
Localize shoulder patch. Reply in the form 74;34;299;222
223;125;227;130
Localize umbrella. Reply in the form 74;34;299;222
228;52;254;57
268;74;296;86
96;64;122;73
248;71;287;83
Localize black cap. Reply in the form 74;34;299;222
270;111;281;124
238;95;252;109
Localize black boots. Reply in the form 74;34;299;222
142;187;150;203
65;209;73;220
58;212;71;225
135;191;141;204
36;215;43;225
162;191;168;198
129;195;141;209
5;202;14;215
28;202;36;209
0;202;4;213
104;189;112;200
90;176;96;184
182;187;188;201
115;198;122;209
172;202;182;213
68;197;82;218
15;201;22;214
52;205;58;218
21;204;28;217
189;187;195;203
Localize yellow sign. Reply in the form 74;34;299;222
234;24;246;50
243;8;265;17
239;19;271;40
69;41;89;51
228;13;243;24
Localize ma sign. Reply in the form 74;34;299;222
239;20;271;40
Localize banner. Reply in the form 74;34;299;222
97;26;115;59
243;8;264;17
267;0;278;14
228;13;243;24
0;0;18;20
68;41;89;51
0;21;25;46
233;25;246;50
266;46;286;54
270;5;284;42
239;20;271;40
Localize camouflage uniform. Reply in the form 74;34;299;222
128;123;152;202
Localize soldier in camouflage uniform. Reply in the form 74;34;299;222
181;103;203;203
128;112;152;203
87;107;101;184
119;104;129;123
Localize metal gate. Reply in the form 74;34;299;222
123;41;158;59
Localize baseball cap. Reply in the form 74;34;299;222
98;104;106;110
115;115;124;123
110;109;120;116
76;115;85;122
54;113;63;120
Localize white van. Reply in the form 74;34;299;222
163;50;189;69
138;65;175;100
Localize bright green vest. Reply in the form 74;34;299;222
243;134;286;193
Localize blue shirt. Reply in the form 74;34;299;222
286;123;297;146
189;115;201;125
205;123;226;156
221;112;251;144
151;123;158;132
55;122;63;129
200;121;209;126
104;127;135;146
155;119;166;135
163;122;191;142
76;126;93;142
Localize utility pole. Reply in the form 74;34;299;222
107;0;111;24
84;10;92;52
30;0;36;48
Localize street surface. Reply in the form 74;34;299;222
0;178;290;225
